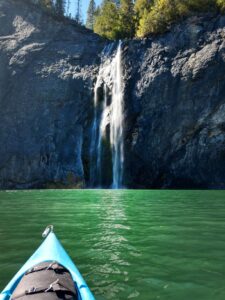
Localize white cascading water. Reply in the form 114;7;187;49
110;41;124;188
90;41;124;188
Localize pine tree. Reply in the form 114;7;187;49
94;5;101;18
94;0;120;39
55;0;65;16
119;0;135;38
75;0;82;24
86;0;96;30
134;0;152;17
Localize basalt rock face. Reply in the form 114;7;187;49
0;0;105;188
1;0;225;189
122;14;225;188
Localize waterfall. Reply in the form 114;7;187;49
90;41;124;189
110;42;124;188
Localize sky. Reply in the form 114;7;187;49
68;0;102;23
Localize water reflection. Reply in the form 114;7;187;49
91;190;140;298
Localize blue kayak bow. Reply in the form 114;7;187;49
0;227;95;300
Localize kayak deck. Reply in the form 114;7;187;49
11;261;78;300
0;231;95;300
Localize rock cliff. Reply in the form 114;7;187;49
0;0;105;188
1;0;225;189
122;14;225;188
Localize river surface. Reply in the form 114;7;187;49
0;190;225;300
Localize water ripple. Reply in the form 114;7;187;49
0;190;225;300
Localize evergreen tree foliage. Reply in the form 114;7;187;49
94;0;120;39
94;5;101;18
136;0;220;37
118;0;135;38
75;0;83;24
31;0;225;38
137;0;180;36
134;0;152;17
94;0;135;39
86;0;96;30
55;0;65;16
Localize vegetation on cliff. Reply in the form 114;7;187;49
25;0;85;24
94;0;135;39
26;0;66;16
136;0;225;37
86;0;96;30
94;0;225;39
22;0;225;38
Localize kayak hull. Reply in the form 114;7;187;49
0;232;95;300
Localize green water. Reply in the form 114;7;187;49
0;190;225;299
